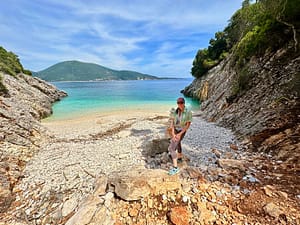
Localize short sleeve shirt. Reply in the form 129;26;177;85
170;107;192;130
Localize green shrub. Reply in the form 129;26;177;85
0;46;31;76
191;32;230;78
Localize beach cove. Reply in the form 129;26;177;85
0;76;297;225
3;104;245;224
2;75;299;224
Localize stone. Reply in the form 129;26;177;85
110;168;180;201
168;206;191;225
217;159;246;171
144;138;170;156
0;185;14;213
263;185;275;197
93;175;108;196
212;148;221;158
65;195;105;225
62;197;78;217
89;206;113;225
184;166;203;179
242;175;259;183
229;144;238;151
263;202;283;218
197;201;217;224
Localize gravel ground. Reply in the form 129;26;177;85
8;110;239;224
183;115;238;168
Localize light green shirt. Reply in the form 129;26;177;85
170;107;192;130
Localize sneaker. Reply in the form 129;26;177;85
168;167;180;176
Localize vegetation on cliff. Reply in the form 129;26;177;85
34;60;158;81
191;0;299;92
0;46;32;95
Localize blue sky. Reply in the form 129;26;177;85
0;0;243;78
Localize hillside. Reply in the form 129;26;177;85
34;60;158;81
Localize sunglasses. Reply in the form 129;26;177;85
177;101;184;104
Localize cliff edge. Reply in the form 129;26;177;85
183;46;299;163
0;72;66;213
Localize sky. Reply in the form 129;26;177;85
0;0;243;78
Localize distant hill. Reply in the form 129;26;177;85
33;61;159;81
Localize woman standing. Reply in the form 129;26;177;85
168;97;192;175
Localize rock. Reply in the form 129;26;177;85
230;144;238;151
217;159;246;171
129;207;139;217
212;148;221;158
263;202;283;218
182;47;299;165
144;138;170;156
182;166;203;179
93;175;108;196
168;206;191;225
242;175;260;183
0;184;14;213
104;192;114;208
197;201;217;224
263;185;275;197
62;197;78;217
110;168;180;201
0;73;66;213
65;195;106;225
89;206;114;225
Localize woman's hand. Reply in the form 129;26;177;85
173;132;181;141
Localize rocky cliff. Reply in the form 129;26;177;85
183;46;300;163
0;72;66;213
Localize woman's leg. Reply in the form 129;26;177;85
168;138;179;160
176;131;186;157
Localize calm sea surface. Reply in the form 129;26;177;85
45;78;200;121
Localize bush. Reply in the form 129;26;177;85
191;32;230;78
0;46;31;76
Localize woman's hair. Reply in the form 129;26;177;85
175;107;181;114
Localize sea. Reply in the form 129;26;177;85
45;78;200;121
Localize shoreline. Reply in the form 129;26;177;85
42;103;180;122
41;106;173;138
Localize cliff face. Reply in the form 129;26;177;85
183;47;300;163
0;73;66;212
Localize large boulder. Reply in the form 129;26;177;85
109;168;181;201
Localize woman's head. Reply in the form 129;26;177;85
177;97;185;110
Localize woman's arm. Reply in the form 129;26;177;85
176;121;191;137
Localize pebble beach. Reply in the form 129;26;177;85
8;108;239;223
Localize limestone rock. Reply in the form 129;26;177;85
65;196;106;225
0;72;67;213
93;175;108;197
182;48;300;164
263;202;283;218
217;159;246;171
110;168;180;201
144;138;169;156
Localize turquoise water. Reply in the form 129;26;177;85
46;78;200;121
